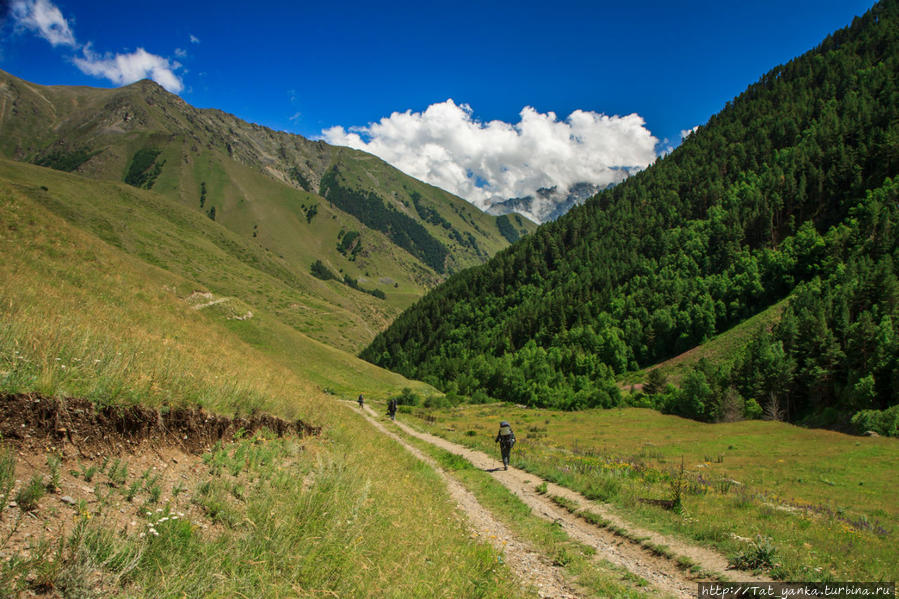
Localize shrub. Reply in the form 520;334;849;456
394;388;420;406
851;405;899;437
310;260;338;281
16;475;46;511
730;535;778;570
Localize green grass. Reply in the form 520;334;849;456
0;151;537;597
401;404;899;582
15;474;46;512
0;423;534;598
0;162;432;409
0;70;537;349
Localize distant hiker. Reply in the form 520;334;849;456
357;394;364;408
387;398;397;420
495;421;516;470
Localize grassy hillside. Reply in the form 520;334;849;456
0;70;537;354
0;158;546;597
618;299;789;388
0;159;432;403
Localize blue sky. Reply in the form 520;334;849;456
1;0;877;219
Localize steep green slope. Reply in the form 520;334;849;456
363;0;899;424
0;158;435;400
0;70;536;351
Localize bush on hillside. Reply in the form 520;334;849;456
851;405;899;437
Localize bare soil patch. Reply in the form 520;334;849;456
0;393;319;456
0;393;319;597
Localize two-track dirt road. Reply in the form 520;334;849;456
351;401;770;599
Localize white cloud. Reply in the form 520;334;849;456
189;34;200;44
11;0;76;47
174;47;187;58
322;100;658;221
9;0;184;94
74;45;184;93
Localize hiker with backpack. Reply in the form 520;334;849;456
357;393;364;408
387;398;397;420
495;421;515;470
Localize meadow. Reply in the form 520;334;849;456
398;403;898;582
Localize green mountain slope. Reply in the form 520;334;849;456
0;70;536;351
362;0;899;425
0;158;435;401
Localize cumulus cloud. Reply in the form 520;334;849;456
10;0;76;47
9;0;184;93
189;34;200;44
74;45;184;93
322;100;658;221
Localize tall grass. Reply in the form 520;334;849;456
0;178;533;597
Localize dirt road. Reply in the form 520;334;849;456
354;402;771;599
353;402;583;599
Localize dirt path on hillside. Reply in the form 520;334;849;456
351;403;584;599
357;403;773;599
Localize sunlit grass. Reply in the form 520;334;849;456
0;423;531;598
0;174;430;415
398;429;664;598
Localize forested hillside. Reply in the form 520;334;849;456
362;0;899;429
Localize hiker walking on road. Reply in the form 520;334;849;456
357;394;364;408
387;398;397;420
495;421;515;470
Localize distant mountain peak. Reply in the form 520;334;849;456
485;182;606;223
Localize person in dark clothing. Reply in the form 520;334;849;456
357;394;364;408
495;421;515;470
387;398;397;420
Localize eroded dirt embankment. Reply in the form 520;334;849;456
0;393;320;455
